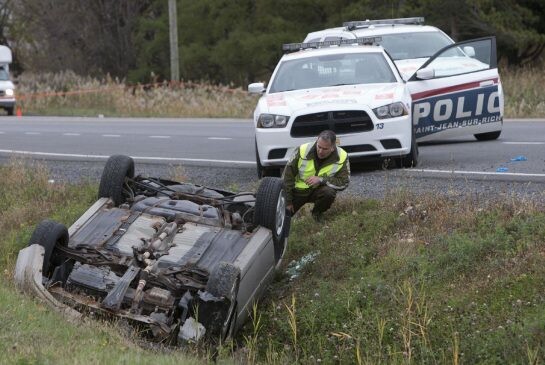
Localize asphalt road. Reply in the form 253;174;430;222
1;116;544;201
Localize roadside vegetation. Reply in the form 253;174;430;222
2;160;545;364
15;71;258;119
14;64;545;119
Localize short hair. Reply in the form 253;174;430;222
318;130;336;145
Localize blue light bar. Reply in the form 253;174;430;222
282;37;382;53
343;17;425;30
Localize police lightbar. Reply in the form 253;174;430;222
343;17;424;30
282;37;382;53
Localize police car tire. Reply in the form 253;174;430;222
474;130;501;141
255;141;281;178
399;133;419;168
255;143;265;178
98;155;135;206
254;177;289;260
28;219;69;276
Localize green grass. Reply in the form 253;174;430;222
2;160;545;363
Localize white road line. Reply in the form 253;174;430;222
63;133;80;136
502;142;545;145
102;134;121;138
208;137;232;140
406;168;545;178
25;132;41;135
0;149;255;165
149;135;171;139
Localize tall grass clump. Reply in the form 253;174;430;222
16;71;259;118
12;66;545;119
501;63;545;118
252;191;545;364
0;158;96;274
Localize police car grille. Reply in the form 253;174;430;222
290;110;373;137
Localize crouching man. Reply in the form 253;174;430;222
283;130;350;221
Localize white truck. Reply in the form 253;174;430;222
0;45;16;115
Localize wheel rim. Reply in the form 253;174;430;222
275;191;286;236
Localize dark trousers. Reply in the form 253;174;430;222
292;186;337;214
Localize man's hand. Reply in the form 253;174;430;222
286;204;294;214
305;176;322;186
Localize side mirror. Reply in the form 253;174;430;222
416;67;435;80
248;82;265;94
463;46;476;58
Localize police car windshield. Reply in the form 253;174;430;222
377;31;453;60
269;52;397;93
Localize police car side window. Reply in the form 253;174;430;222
425;38;493;78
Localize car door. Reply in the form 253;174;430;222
407;37;503;142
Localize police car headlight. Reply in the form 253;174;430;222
5;88;14;97
373;102;407;119
257;114;289;128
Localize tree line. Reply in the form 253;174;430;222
1;0;544;86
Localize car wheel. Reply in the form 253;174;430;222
28;219;69;276
474;130;501;141
398;131;419;168
254;177;290;262
98;155;135;206
206;262;240;340
256;145;266;179
255;140;282;178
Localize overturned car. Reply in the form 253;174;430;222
15;155;290;344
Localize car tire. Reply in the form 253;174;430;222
254;177;290;262
28;219;69;276
98;155;135;206
206;262;240;340
255;140;282;178
474;130;501;141
398;131;419;168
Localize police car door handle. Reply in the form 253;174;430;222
479;80;494;87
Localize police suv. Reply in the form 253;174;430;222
249;37;417;177
304;17;504;143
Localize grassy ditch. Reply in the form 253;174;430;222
12;65;545;118
2;161;545;364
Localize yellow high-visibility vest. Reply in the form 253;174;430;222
295;142;347;190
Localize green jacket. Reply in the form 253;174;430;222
283;142;350;204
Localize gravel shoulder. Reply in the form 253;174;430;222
3;156;545;205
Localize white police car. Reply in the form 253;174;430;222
304;17;504;143
249;38;417;177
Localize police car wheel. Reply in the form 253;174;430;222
398;133;419;168
474;130;501;141
98;155;135;206
28;219;69;276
